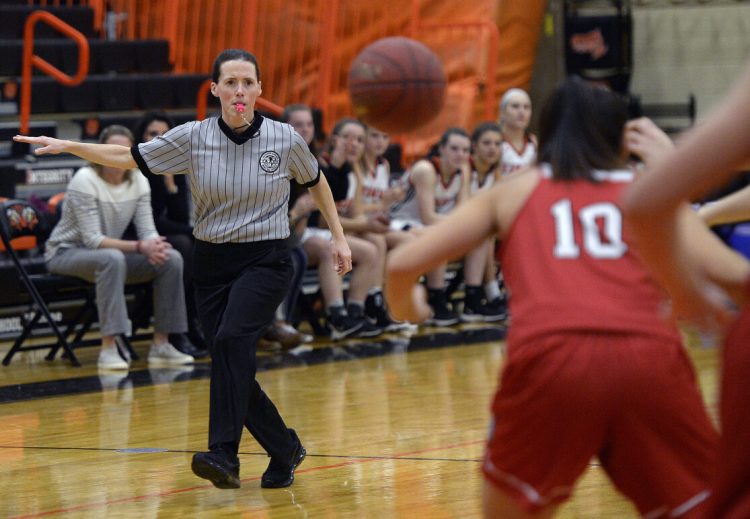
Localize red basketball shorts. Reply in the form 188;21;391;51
482;330;718;517
705;304;750;519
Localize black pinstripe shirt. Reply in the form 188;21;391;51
132;115;320;243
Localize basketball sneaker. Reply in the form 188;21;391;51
347;304;384;338
326;307;365;340
426;289;460;326
461;299;506;323
485;296;508;319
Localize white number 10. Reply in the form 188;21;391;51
551;199;627;259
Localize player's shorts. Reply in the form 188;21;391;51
705;298;750;519
300;227;332;243
482;330;718;517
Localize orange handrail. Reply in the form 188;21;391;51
195;79;283;121
20;11;90;135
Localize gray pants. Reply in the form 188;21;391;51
47;247;187;337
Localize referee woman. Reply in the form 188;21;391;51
14;48;352;490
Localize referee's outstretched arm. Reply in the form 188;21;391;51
13;135;135;169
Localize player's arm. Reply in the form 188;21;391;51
680;206;750;304
411;161;441;224
386;188;496;322
698;185;750;227
308;174;353;275
455;164;471;205
623;67;750;327
386;168;538;322
13;135;137;169
347;168;365;218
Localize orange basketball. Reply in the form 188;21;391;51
348;37;446;134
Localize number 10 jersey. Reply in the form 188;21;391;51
498;164;680;346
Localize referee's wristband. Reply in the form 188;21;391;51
135;240;142;254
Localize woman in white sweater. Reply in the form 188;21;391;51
45;125;193;370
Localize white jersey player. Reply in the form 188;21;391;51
498;88;537;176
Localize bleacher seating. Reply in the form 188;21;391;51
0;4;218;126
0;5;94;39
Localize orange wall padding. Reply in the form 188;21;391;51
88;0;545;162
495;0;547;98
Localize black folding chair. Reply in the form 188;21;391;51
1;200;152;366
0;199;89;366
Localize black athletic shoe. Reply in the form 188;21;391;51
327;312;365;340
485;297;508;318
460;300;506;323
192;450;241;489
261;430;306;489
426;289;460;326
352;318;385;338
348;304;384;338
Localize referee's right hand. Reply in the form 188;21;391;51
331;237;352;276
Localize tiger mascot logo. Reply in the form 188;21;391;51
5;204;39;235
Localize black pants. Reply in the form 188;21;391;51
193;239;295;461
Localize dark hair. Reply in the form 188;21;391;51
537;77;628;181
91;125;135;182
439;127;469;147
425;127;469;159
471;121;502;144
325;117;365;155
134;111;174;144
331;117;365;137
282;103;311;123
211;49;260;82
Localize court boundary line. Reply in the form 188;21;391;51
7;439;487;518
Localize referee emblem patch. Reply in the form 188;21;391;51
259;151;281;173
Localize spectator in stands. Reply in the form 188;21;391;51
134;111;207;358
354;124;420;331
461;122;506;322
43;125;194;370
389;127;472;325
302;117;384;338
497;88;537;177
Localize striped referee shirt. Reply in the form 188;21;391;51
132;115;320;243
44;166;158;261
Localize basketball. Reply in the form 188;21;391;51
348;37;446;134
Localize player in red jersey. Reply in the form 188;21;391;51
384;77;749;518
624;61;750;519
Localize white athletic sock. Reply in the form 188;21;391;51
484;280;501;301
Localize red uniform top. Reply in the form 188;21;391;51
499;166;679;345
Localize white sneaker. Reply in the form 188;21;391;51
98;347;129;370
148;342;195;366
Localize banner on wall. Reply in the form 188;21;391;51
564;13;632;93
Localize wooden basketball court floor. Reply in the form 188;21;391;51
0;324;720;518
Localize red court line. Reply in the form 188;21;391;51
10;439;486;518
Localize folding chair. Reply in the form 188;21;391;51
0;197;151;366
0;199;88;366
